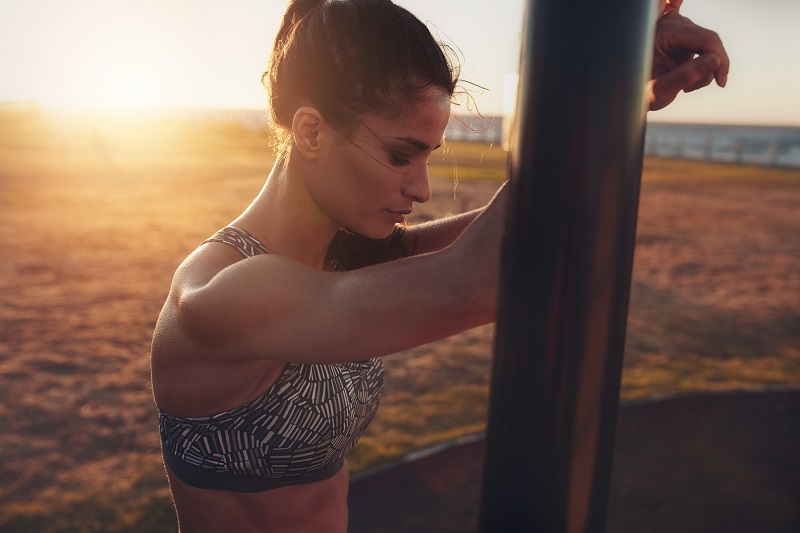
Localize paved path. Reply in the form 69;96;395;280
349;388;800;533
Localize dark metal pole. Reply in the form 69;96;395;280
478;0;656;531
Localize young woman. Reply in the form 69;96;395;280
151;1;727;531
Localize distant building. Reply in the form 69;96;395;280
445;115;504;144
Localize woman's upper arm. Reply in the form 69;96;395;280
175;183;507;365
177;246;496;365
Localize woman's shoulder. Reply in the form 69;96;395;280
172;230;256;293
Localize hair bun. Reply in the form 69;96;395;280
275;0;326;46
265;0;459;158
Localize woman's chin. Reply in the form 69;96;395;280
340;222;396;241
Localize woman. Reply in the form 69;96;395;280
151;1;727;531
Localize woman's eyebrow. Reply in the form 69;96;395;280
394;136;442;151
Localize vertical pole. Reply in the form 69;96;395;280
477;0;656;531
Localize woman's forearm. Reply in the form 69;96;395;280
402;208;484;256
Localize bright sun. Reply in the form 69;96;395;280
44;35;174;110
4;0;279;114
29;5;185;111
90;56;162;109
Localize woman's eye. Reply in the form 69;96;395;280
389;154;412;167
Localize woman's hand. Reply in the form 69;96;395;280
648;0;729;111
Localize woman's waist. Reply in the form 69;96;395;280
166;459;350;533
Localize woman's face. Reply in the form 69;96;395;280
314;86;451;239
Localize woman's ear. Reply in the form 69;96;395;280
292;107;325;160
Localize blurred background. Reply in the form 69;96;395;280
0;1;798;532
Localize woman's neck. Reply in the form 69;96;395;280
233;156;339;270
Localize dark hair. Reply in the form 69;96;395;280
263;0;460;155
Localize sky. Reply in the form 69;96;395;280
1;0;798;126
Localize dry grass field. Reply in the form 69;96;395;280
0;109;798;532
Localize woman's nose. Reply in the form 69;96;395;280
402;162;431;204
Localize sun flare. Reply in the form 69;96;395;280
43;34;178;110
88;55;162;109
28;6;189;111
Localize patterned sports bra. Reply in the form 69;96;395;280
158;226;384;492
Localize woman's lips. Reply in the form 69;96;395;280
386;208;412;223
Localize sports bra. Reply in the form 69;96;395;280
158;226;384;492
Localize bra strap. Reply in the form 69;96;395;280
203;226;270;258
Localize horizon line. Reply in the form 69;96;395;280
1;100;798;129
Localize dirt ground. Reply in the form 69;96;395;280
0;111;798;531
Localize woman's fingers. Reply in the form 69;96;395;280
648;53;722;110
649;10;729;111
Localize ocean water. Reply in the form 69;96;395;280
445;116;800;170
645;122;800;168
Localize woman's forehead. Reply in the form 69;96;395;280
362;88;451;142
